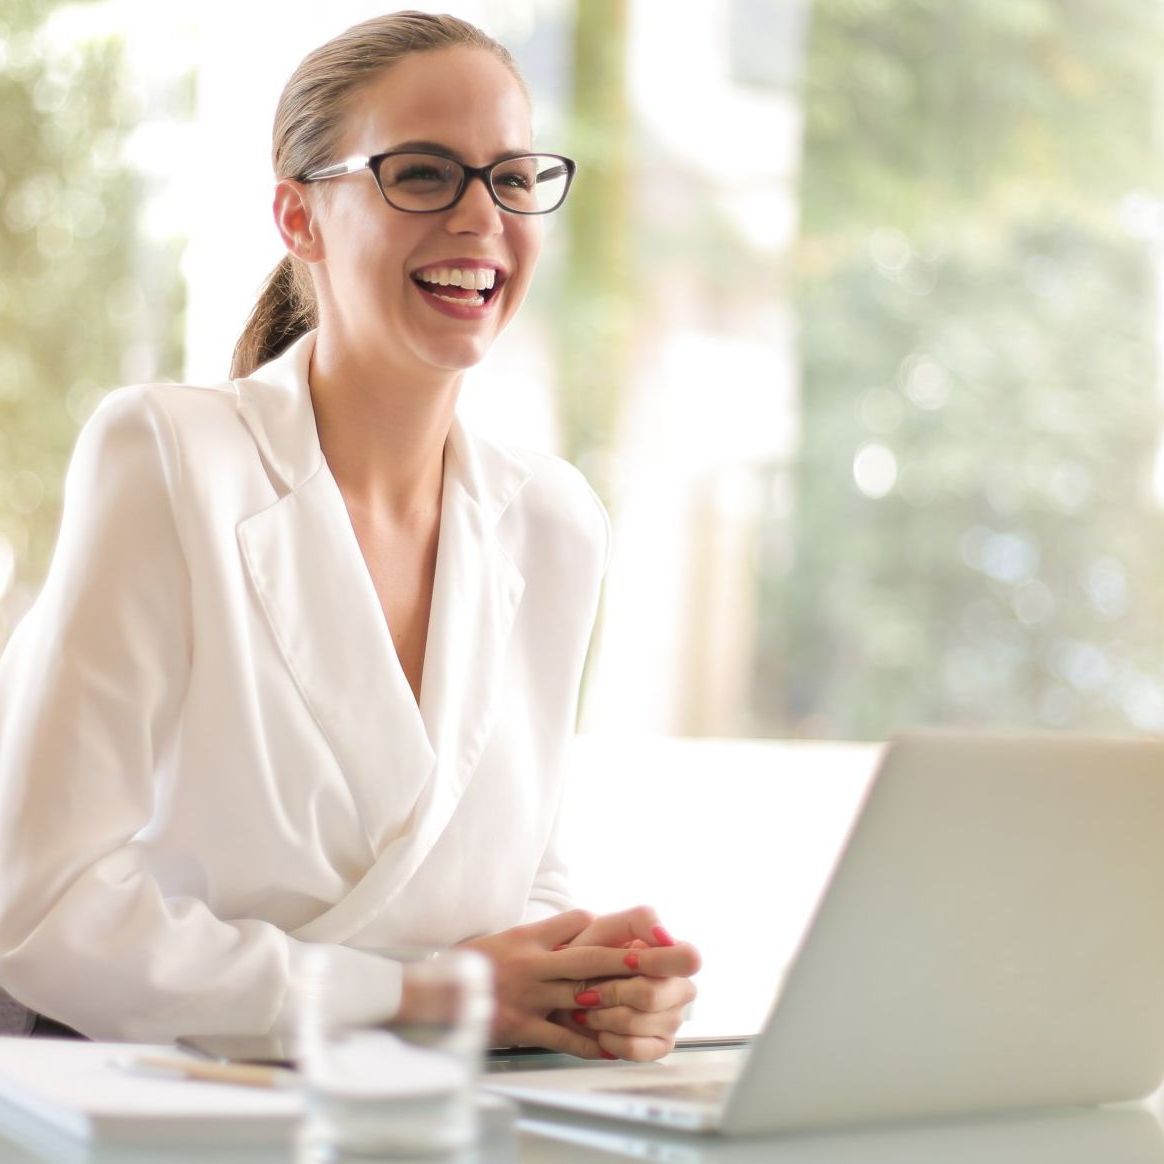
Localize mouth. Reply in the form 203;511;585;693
410;263;505;308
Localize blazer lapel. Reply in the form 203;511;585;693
232;337;534;942
237;467;436;854
419;419;528;810
233;334;435;854
289;422;532;946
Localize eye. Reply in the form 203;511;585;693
493;161;537;192
379;154;460;191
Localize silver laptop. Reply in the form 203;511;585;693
485;731;1164;1135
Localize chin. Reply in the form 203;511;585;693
421;337;498;373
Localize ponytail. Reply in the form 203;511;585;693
229;255;316;379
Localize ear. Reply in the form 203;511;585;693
273;179;323;262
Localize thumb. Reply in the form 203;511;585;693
527;908;595;949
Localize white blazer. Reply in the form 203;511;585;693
0;332;608;1040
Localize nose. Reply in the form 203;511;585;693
445;173;504;236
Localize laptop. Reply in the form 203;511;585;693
485;731;1164;1135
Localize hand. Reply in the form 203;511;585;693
462;909;673;1058
555;905;701;1062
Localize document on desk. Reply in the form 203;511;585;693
0;1037;300;1145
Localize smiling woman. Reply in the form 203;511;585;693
0;11;698;1059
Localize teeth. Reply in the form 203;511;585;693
416;267;497;291
430;291;485;306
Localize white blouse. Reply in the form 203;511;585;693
0;332;608;1040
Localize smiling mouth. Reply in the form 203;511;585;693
411;266;502;307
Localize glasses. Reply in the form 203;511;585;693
299;150;576;215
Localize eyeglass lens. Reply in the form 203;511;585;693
375;153;570;213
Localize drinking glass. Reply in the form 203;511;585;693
297;946;493;1160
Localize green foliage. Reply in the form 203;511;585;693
801;0;1164;236
0;0;181;607
758;0;1164;737
554;0;633;494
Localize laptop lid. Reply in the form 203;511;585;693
489;731;1164;1136
724;730;1164;1133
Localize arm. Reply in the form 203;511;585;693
0;390;396;1039
522;803;574;923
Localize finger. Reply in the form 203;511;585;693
523;977;607;1013
525;909;596;949
548;943;657;983
597;1032;674;1063
548;1007;590;1033
574;1004;684;1039
566;905;667;950
524;1017;606;1059
619;942;702;980
580;974;697;1014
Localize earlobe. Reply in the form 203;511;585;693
273;179;323;262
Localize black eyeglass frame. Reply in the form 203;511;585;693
298;149;577;216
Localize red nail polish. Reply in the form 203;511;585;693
575;990;601;1007
623;952;640;970
651;925;676;947
571;1009;588;1026
600;1050;618;1061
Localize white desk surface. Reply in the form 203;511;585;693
0;1046;1161;1164
0;1089;1162;1163
516;1096;1164;1163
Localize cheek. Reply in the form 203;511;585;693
519;219;544;270
507;221;544;302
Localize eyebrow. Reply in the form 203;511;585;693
381;140;533;162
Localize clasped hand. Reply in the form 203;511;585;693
463;907;701;1061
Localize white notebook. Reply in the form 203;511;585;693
0;1038;299;1146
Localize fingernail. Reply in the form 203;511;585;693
623;952;640;970
575;990;601;1007
600;1050;618;1061
571;1009;589;1026
651;925;676;947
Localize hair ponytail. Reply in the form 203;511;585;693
230;255;316;379
229;12;523;379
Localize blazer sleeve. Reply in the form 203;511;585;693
522;807;575;922
0;389;396;1039
520;464;612;925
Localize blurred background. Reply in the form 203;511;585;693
2;0;1164;743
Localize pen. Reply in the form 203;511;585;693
110;1053;297;1090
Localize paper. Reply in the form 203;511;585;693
0;1038;300;1145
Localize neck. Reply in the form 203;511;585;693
308;329;461;519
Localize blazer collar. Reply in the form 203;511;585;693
233;329;532;521
233;331;324;494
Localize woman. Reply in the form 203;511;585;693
0;12;698;1060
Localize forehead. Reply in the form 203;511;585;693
338;45;532;160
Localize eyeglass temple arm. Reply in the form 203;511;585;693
301;156;371;182
536;164;570;184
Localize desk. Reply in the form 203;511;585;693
517;1099;1164;1163
0;1067;1161;1163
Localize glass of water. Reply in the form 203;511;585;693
296;945;494;1160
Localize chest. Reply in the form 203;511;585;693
348;511;441;702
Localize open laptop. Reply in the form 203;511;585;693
485;731;1164;1135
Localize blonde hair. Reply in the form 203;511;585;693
230;11;524;379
